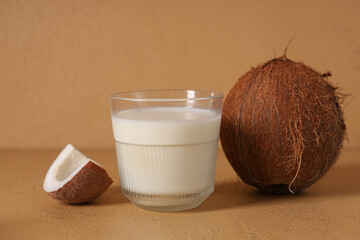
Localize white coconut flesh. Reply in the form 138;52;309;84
43;144;100;192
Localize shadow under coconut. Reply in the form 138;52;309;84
306;164;360;197
85;185;128;206
192;163;360;213
191;180;291;213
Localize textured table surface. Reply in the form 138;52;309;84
1;148;359;239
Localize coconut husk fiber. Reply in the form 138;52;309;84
220;55;346;194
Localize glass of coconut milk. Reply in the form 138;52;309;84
109;90;223;211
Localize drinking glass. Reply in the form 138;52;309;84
109;90;223;211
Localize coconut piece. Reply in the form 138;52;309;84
43;144;113;204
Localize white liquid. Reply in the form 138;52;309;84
111;107;221;196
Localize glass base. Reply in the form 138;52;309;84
122;187;213;212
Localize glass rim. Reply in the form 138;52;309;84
109;89;223;102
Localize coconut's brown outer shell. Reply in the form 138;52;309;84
220;57;346;193
47;161;113;204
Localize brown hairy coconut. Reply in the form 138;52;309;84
220;55;346;194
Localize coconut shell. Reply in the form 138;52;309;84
47;161;113;204
220;56;346;194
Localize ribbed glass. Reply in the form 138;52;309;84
109;90;223;211
115;140;219;211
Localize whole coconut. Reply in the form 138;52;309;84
220;56;346;194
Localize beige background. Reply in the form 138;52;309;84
0;0;359;149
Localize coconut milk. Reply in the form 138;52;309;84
111;107;221;197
